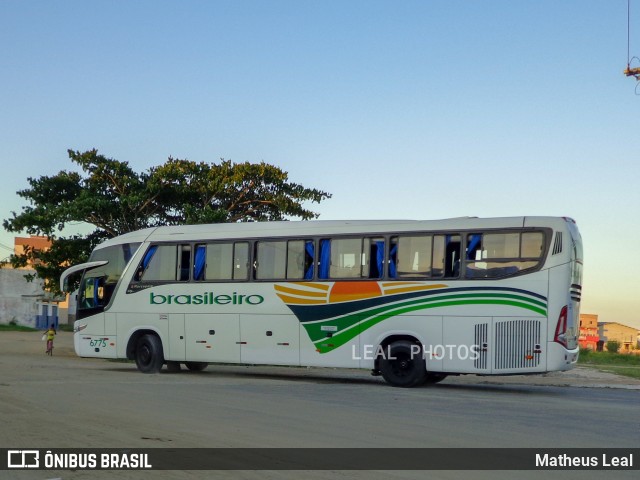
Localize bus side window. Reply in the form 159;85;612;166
134;245;157;281
432;236;445;277
521;232;544;257
318;239;330;279
444;235;461;278
206;243;233;280
193;244;206;281
286;240;312;280
138;245;178;281
318;238;367;279
466;234;482;261
464;232;545;279
303;240;314;280
255;241;287;280
177;245;191;281
393;235;433;278
233;242;249;280
368;238;384;279
331;238;365;279
388;239;398;278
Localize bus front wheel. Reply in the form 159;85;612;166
379;340;426;388
135;334;164;373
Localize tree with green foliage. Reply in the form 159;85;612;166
2;149;331;293
605;340;621;353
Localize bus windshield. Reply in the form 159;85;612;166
78;243;140;317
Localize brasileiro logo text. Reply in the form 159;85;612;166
149;291;264;306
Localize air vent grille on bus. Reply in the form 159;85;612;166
474;323;488;370
494;320;541;370
552;232;563;255
571;284;582;302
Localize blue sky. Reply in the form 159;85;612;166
1;1;639;328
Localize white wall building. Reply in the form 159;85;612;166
0;268;45;326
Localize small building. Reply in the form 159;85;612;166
13;235;52;265
579;313;599;350
0;268;44;325
0;235;70;328
598;322;640;352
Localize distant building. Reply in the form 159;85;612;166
598;322;640;352
0;236;70;328
579;313;599;350
0;268;44;325
13;235;51;267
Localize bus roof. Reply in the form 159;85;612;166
94;217;575;250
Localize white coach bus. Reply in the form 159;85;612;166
60;217;583;387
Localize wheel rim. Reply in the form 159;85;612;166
139;343;151;367
389;352;413;378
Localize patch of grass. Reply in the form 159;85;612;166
0;324;38;332
578;349;640;366
58;324;74;332
578;349;640;379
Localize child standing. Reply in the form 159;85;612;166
45;324;56;355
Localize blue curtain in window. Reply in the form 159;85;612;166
194;245;206;280
93;278;100;306
304;241;314;280
142;245;158;269
375;241;385;278
467;234;482;260
319;239;331;279
389;244;397;278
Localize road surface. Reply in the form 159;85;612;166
1;331;638;480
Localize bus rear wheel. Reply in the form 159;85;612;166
379;340;426;388
185;362;208;372
135;334;164;373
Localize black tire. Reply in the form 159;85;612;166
425;373;448;384
135;334;164;373
185;362;208;372
379;340;426;388
166;361;181;373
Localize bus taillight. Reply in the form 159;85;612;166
554;306;568;348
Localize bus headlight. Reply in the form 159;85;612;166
74;323;87;333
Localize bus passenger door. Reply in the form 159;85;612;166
442;316;492;374
185;314;240;363
240;315;300;366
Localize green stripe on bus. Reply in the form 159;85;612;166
305;297;547;354
303;292;546;340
